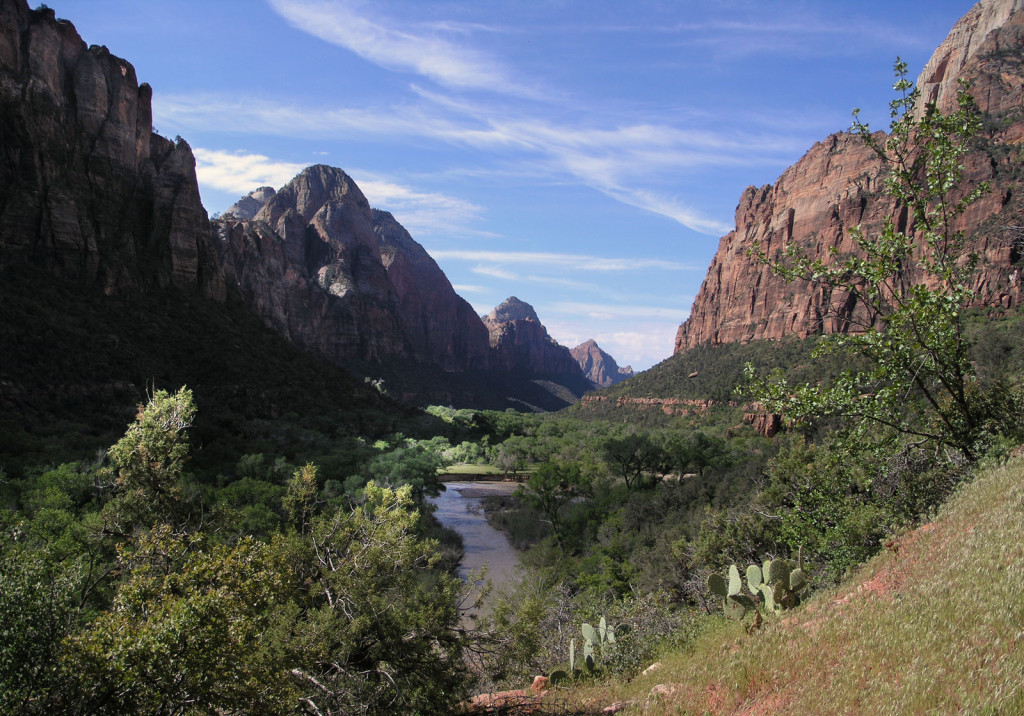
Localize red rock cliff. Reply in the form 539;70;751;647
675;0;1024;353
484;296;585;376
571;339;634;387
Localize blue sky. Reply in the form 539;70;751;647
55;0;974;371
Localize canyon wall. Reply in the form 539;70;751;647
0;1;224;298
675;0;1024;353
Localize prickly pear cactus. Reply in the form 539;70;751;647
707;550;810;622
708;572;727;597
746;564;762;593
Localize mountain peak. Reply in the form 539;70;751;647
571;340;634;387
222;186;277;220
257;164;370;225
486;296;539;324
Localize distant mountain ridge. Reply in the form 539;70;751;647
482;296;584;377
675;0;1024;353
222;186;277;220
571;339;633;387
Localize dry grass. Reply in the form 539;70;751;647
555;458;1024;715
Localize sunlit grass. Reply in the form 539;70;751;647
440;463;506;477
557;458;1024;714
440;463;537;478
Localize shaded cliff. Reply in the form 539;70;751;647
0;1;224;298
373;209;491;372
571;339;634;387
675;0;1024;352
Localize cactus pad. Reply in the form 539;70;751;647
708;572;727;597
747;564;763;592
728;564;742;596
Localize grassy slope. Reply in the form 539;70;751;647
558;457;1024;714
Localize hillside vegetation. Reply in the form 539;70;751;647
553;455;1024;715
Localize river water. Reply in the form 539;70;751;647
429;481;521;590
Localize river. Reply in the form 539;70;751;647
429;481;522;591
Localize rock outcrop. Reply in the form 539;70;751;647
0;0;224;299
373;208;491;371
483;297;583;376
571;339;634;387
675;0;1024;353
221;186;276;220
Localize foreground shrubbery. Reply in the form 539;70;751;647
0;389;468;715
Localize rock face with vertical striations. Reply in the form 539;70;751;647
0;0;224;299
216;166;414;364
675;0;1024;354
373;209;491;371
571;339;634;387
215;168;499;373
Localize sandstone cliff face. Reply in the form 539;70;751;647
675;0;1024;353
484;297;583;376
0;0;224;298
571;339;634;387
373;209;491;371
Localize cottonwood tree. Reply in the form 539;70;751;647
515;461;590;550
603;432;664;490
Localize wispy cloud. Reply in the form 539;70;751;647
267;0;535;96
429;249;703;272
452;284;487;294
192;148;489;237
159;90;788;234
543;318;682;371
193;149;310;194
547;301;687;321
354;175;492;238
523;275;600;291
471;265;519;281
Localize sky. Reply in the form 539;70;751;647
54;0;976;371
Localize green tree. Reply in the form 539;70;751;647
103;388;197;530
746;59;1002;461
285;482;467;714
516;461;591;550
364;443;446;500
68;528;299;714
283;462;320;534
603;432;664;490
0;553;82;714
